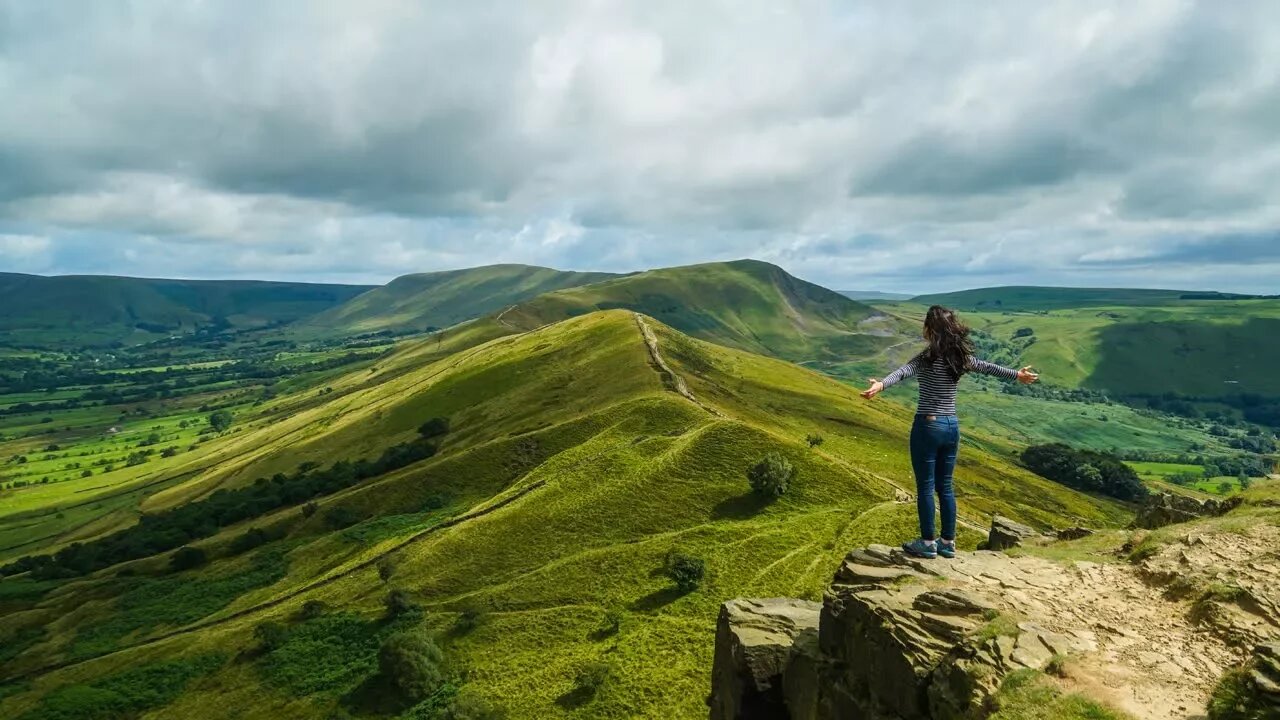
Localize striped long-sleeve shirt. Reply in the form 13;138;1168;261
880;354;1020;416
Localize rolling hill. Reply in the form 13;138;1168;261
487;259;910;363
0;309;1129;719
911;285;1200;311
0;273;372;347
297;264;618;337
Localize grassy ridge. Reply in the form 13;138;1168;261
0;273;371;347
0;310;1130;719
298;264;617;336
495;259;906;363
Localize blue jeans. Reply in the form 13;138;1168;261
909;414;960;541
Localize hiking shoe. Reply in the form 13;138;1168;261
902;538;937;559
935;539;956;559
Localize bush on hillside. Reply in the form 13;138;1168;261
440;690;506;720
573;660;612;699
169;546;208;572
1020;444;1147;502
208;410;233;433
805;433;824;449
664;551;706;592
254;621;288;652
377;632;445;702
418;417;451;439
230;527;273;555
385;589;422;619
748;453;795;498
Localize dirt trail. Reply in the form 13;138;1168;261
633;313;723;418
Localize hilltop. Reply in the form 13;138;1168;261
0;309;1128;719
297;264;617;337
487;259;909;364
911;286;1206;311
0;273;372;348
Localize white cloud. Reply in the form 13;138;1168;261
0;0;1278;292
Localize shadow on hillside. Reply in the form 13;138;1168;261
555;684;598;710
630;585;688;612
342;673;412;717
712;492;772;519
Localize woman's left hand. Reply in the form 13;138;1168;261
860;379;884;399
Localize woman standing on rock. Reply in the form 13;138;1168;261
860;305;1038;559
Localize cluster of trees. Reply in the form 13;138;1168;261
2;421;449;579
1020;444;1148;502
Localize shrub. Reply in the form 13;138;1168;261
254;621;288;652
230;528;272;555
385;589;421;619
297;600;328;620
747;453;795;498
377;632;445;702
169;546;208;572
301;501;319;519
418;417;451;439
378;559;396;583
664;551;705;592
594;610;622;639
805;433;824;449
573;660;611;698
454;606;484;634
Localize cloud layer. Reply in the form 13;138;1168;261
2;0;1278;292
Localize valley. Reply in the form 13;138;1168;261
0;262;1274;719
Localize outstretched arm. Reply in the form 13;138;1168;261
967;356;1038;384
861;357;919;399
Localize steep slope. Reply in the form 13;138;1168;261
0;273;372;347
298;264;617;336
493;259;908;363
0;310;1129;719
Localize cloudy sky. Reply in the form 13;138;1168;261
1;1;1278;293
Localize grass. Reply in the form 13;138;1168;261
974;611;1021;643
989;669;1135;720
1207;665;1269;720
12;653;225;720
0;310;1136;719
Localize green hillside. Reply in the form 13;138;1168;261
298;264;617;337
492;259;910;363
0;273;372;347
0;310;1128;720
912;286;1195;311
874;299;1280;427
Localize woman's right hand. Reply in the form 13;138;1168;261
1016;366;1039;384
860;379;884;399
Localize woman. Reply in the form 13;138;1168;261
861;305;1038;559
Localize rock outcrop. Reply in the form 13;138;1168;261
1056;526;1094;541
1134;491;1241;529
985;515;1040;550
712;536;1260;720
709;598;821;720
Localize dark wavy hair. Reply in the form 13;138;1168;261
920;305;974;381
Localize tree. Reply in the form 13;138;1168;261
208;410;233;433
747;453;795;498
1218;481;1233;495
170;546;207;571
378;559;396;583
1239;472;1252;490
665;551;705;592
805;433;824;449
377;632;445;702
161;446;179;458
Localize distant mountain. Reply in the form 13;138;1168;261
0;273;372;347
911;286;1198;311
839;290;913;302
491;259;903;362
299;264;617;336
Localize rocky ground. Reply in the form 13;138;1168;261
711;512;1280;720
